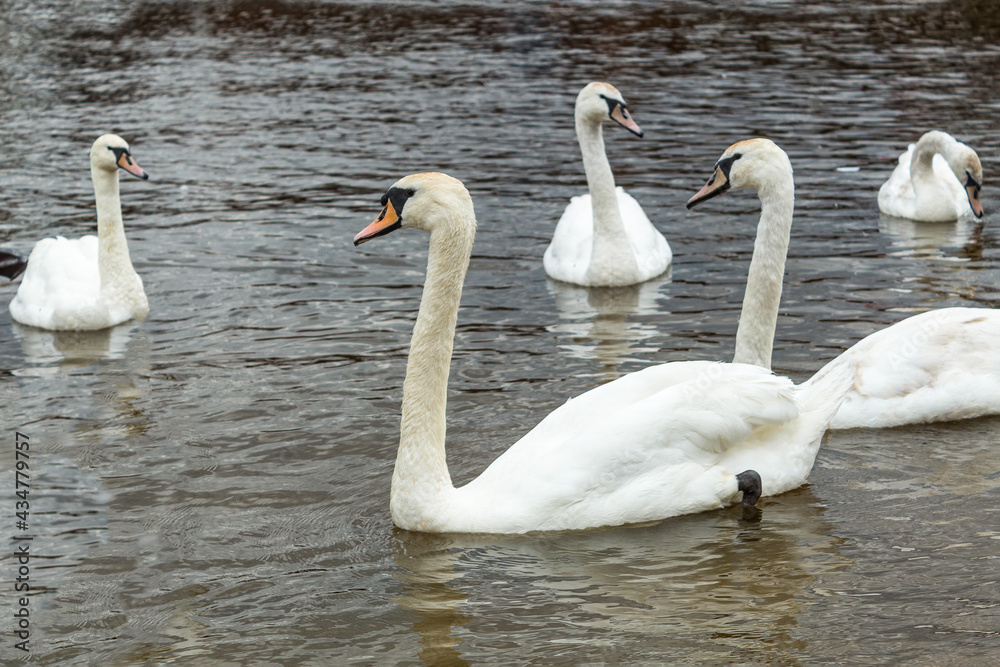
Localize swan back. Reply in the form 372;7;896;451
826;308;1000;429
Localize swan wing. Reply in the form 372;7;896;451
460;362;801;531
9;236;102;328
616;188;672;278
877;144;917;218
829;308;1000;428
544;193;594;284
930;153;971;217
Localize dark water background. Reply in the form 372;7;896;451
1;0;998;663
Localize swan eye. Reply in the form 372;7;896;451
733;153;743;160
966;171;981;192
598;94;622;114
108;146;130;162
406;188;415;197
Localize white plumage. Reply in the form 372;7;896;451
826;308;1000;429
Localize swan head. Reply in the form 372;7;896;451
354;172;476;246
90;134;149;180
686;138;792;208
957;148;984;218
576;82;643;137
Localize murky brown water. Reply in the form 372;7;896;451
1;0;998;663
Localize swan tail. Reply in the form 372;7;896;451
799;356;856;430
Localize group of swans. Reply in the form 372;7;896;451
1;134;149;331
357;124;997;534
0;90;994;535
354;142;858;533
546;86;985;290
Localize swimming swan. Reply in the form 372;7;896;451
544;82;671;286
353;145;849;534
8;134;150;330
878;130;984;222
821;307;1000;429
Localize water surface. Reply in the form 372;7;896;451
1;1;998;663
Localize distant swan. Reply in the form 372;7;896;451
8;134;150;331
878;130;984;222
544;82;671;286
820;307;1000;429
353;145;849;534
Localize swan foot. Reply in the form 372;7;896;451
0;249;27;281
736;469;763;521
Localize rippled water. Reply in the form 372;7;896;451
1;0;998;663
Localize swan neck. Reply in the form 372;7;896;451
576;116;623;237
733;178;794;370
576;114;638;282
92;165;137;291
392;216;475;522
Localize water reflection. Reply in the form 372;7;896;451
393;487;848;664
879;215;984;261
11;322;139;370
546;273;670;379
392;534;471;667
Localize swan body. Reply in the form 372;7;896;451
825;307;1000;429
9;134;149;331
544;82;671;286
355;144;849;534
878;131;984;222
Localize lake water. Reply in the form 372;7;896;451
1;0;998;663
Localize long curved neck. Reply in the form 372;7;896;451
910;132;950;182
732;176;794;370
908;131;963;221
576;114;638;279
391;215;475;526
92;165;137;293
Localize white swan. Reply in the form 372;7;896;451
820;307;1000;429
353;142;850;534
878;130;984;222
543;82;671;286
8;134;150;331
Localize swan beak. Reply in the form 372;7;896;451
687;165;731;209
965;175;984;218
117;152;149;180
610;105;643;137
354;200;401;246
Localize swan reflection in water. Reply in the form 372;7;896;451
392;487;848;665
545;271;671;379
12;321;140;370
879;214;984;262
